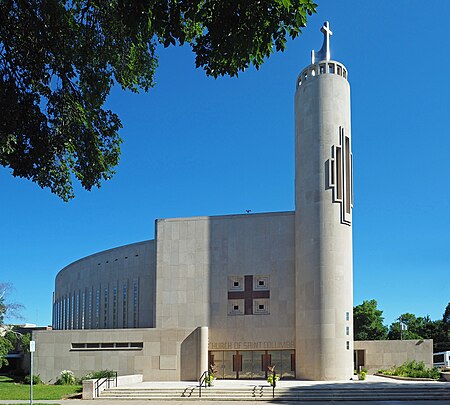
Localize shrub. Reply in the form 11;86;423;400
24;374;42;385
378;360;440;379
55;370;76;385
81;369;116;381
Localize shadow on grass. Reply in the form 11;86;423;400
0;374;24;384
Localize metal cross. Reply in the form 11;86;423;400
321;21;333;61
312;21;333;63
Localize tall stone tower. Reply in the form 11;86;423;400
294;22;354;380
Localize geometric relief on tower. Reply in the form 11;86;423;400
326;126;353;225
227;275;270;316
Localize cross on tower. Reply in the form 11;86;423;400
228;275;270;315
321;21;333;47
320;21;332;61
311;21;333;63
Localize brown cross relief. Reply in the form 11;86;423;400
227;275;270;315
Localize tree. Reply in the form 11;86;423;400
353;300;388;340
436;302;450;351
0;283;25;368
1;0;317;201
443;302;450;326
386;304;450;349
388;313;426;340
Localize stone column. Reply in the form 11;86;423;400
198;326;209;377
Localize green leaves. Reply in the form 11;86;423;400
353;300;389;340
191;0;317;78
0;1;316;200
354;300;450;347
0;337;13;368
0;283;25;367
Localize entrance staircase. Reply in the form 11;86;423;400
98;382;450;401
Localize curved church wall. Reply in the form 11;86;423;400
53;240;156;330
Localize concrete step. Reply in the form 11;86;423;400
99;385;450;401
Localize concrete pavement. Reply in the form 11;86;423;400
1;375;448;404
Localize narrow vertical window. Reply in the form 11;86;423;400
346;326;350;336
71;294;75;329
56;299;60;330
351;153;354;206
330;147;335;186
95;289;100;328
133;279;139;328
53;298;57;329
112;286;117;328
345;136;351;214
75;292;79;329
346;341;350;350
67;295;70;329
346;311;350;321
62;297;65;330
103;288;108;328
81;290;85;329
55;299;59;329
328;127;352;225
54;300;57;329
122;282;128;328
88;289;93;329
336;146;342;200
52;293;55;328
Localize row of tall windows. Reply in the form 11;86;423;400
53;279;140;330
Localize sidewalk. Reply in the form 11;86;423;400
0;375;447;405
2;400;450;405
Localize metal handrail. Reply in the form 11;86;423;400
94;371;117;397
198;370;209;398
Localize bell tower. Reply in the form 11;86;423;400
294;22;354;380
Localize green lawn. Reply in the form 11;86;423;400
0;376;81;400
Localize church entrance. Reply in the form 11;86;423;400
208;350;295;379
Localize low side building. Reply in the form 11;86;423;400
354;340;433;374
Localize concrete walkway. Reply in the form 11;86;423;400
1;376;448;404
114;374;444;388
2;400;450;405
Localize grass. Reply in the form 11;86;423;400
0;375;81;400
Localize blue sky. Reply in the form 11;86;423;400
1;1;449;328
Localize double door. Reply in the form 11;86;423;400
209;350;295;379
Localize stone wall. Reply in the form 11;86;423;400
32;327;202;383
155;212;296;343
54;240;156;330
208;212;296;345
354;339;433;374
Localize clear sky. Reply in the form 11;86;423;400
1;1;449;328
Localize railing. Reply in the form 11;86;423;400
94;371;117;398
198;370;209;398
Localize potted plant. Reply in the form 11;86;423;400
358;367;367;381
267;370;279;386
267;365;279;398
206;364;217;387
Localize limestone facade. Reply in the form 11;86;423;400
34;23;362;382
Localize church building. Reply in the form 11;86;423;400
34;22;354;382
